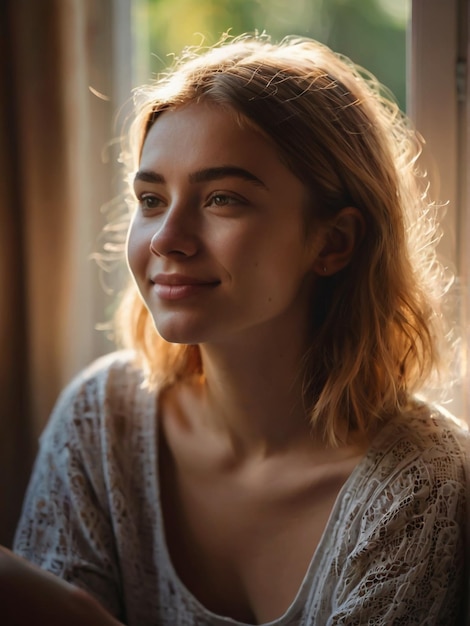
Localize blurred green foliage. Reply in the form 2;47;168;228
132;0;409;110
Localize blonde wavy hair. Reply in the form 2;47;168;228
116;33;448;445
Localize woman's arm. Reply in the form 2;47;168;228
0;547;123;626
13;371;125;618
329;432;468;626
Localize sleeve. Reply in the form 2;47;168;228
13;369;125;621
329;431;468;626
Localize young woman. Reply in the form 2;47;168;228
4;34;469;625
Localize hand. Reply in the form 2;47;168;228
0;546;123;626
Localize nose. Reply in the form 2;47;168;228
149;204;199;258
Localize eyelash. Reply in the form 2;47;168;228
135;191;247;214
206;192;243;207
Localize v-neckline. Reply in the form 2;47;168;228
144;388;379;626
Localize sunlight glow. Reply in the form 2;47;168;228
376;0;410;26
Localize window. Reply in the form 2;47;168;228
409;0;469;419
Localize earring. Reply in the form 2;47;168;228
323;266;327;274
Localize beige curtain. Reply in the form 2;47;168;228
0;0;132;546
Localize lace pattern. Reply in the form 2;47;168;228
13;352;470;625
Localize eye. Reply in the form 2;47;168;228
138;194;164;213
207;193;244;208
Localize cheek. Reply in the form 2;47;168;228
126;219;149;280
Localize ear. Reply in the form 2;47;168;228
313;207;365;276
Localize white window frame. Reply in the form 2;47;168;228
409;0;469;420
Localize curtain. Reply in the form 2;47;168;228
0;0;132;547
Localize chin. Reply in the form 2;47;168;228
152;317;211;346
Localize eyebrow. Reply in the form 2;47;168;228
134;166;268;189
133;170;165;184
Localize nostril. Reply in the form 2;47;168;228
149;239;161;256
149;232;198;259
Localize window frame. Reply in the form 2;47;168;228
409;0;469;419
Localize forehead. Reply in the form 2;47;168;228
140;103;276;165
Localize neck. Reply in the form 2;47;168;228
197;330;316;459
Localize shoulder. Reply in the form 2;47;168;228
379;402;469;476
62;349;147;400
329;406;469;625
359;402;469;525
41;350;158;453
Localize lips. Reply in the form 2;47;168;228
150;273;220;301
151;273;219;286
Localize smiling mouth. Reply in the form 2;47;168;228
151;275;220;301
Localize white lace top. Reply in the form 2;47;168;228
14;351;469;625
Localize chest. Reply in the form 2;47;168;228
159;439;356;624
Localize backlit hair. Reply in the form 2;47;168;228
116;33;448;445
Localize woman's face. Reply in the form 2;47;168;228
127;102;327;347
